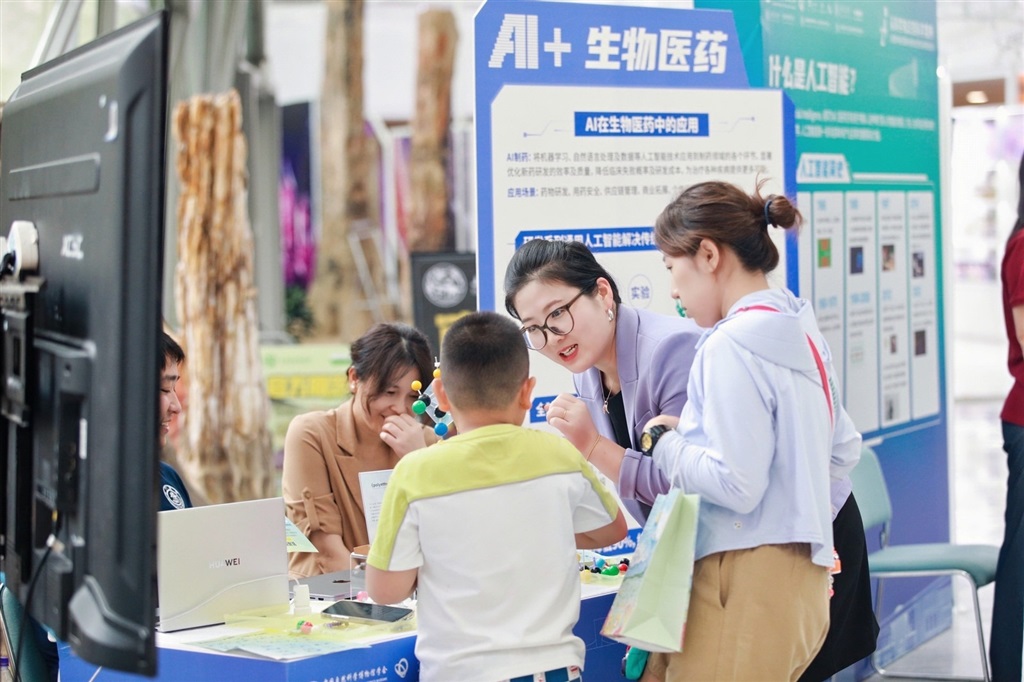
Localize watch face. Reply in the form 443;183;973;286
641;431;653;452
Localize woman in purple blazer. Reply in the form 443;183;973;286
503;239;701;522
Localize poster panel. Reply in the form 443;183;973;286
475;0;796;425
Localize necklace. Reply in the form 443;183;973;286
602;384;615;414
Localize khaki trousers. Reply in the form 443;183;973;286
645;543;830;682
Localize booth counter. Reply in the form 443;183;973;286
58;582;626;681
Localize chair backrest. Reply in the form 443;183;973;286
849;446;893;534
0;581;50;682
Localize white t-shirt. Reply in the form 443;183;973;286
368;424;619;682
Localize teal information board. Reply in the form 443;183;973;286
697;0;949;667
707;0;943;438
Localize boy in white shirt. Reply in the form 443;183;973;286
367;311;626;682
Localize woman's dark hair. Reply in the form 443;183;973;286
1012;151;1024;238
503;239;621;319
349;323;434;399
654;178;801;273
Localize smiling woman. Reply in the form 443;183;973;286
281;322;438;578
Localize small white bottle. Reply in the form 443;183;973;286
292;583;312;616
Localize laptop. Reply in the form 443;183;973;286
294;569;365;601
157;497;290;632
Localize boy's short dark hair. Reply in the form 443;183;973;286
162;331;185;370
440;312;528;411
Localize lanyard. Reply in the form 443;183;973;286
734;305;834;429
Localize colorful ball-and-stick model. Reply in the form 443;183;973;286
411;364;453;438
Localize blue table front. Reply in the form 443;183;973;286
59;591;626;681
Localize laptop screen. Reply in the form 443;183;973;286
157;497;290;632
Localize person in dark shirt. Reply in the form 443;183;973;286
159;332;192;511
992;152;1024;681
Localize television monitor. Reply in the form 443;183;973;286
0;12;168;675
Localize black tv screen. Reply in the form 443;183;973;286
0;12;168;675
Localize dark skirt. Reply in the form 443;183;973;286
799;492;880;682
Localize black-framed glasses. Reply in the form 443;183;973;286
520;290;587;350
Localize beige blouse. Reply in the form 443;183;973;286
282;400;436;578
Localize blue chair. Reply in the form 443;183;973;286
0;581;51;682
849;446;999;681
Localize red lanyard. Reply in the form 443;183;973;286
734;305;834;428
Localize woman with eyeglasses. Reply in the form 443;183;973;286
503;239;702;523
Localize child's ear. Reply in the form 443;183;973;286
517;376;537;410
434;378;452;412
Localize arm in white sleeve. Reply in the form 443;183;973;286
830;404;862;483
653;342;775;514
826;404;861;519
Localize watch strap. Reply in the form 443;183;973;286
642;424;670;456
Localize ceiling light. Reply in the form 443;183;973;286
965;90;989;104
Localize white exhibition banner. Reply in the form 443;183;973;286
474;0;797;425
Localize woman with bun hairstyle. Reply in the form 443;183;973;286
641;180;872;681
504;239;702;523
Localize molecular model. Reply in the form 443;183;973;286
411;363;453;438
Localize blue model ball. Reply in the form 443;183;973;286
434;422;449;437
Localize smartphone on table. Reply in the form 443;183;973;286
322;600;414;623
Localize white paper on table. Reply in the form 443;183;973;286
284;515;318;553
358;469;393;544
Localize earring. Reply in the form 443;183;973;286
607;309;615;322
349;383;356;395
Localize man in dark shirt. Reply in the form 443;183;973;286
159;332;192;511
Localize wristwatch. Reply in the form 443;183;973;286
641;425;670;456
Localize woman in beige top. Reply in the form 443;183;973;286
283;323;438;578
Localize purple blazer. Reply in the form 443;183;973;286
574;306;701;522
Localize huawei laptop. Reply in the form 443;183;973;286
157;497;289;632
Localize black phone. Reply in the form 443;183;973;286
322;600;414;623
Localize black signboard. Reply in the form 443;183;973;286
410;252;477;356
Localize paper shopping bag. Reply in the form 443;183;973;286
600;488;699;653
